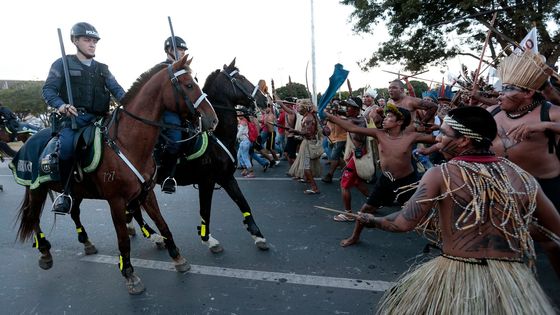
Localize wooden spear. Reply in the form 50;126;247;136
471;12;498;104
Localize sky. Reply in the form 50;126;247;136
0;0;475;96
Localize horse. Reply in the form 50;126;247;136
128;58;270;253
13;55;218;295
0;123;37;145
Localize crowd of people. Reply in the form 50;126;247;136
1;20;559;312
234;49;560;312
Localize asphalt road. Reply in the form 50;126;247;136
0;158;558;314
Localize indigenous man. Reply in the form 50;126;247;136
277;98;300;165
288;100;321;194
357;106;560;314
488;50;560;277
387;79;438;131
326;104;435;246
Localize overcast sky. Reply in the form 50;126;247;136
0;0;474;95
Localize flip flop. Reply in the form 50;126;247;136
303;189;320;195
333;213;355;222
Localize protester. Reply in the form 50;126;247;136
42;22;125;214
236;115;255;178
357;106;559;314
321;99;351;183
387;79;438;131
288;99;322;194
326;104;435;246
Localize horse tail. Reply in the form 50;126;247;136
0;141;16;157
16;186;47;242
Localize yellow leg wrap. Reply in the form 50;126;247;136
242;212;251;217
200;224;207;237
141;226;151;238
119;255;124;271
76;227;83;233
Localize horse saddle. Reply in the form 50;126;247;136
155;131;209;165
9;125;103;189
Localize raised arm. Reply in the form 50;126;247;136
415;98;438;124
358;167;442;232
325;112;381;138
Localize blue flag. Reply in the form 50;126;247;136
318;63;349;120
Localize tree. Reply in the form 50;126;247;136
275;82;310;100
0;81;47;116
341;0;560;72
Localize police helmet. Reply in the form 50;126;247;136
164;36;188;51
70;22;100;41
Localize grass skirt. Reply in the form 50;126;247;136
377;256;556;315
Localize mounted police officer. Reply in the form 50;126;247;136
42;22;125;214
0;101;20;141
159;35;188;194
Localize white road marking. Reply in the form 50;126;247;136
81;254;393;292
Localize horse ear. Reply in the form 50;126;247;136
186;56;193;66
228;58;236;68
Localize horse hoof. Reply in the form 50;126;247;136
252;236;269;251
150;234;166;249
126;274;145;295
84;242;98;255
173;256;191;273
127;225;137;236
256;241;269;251
209;244;224;254
39;257;53;270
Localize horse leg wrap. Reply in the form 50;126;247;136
243;214;264;238
119;255;134;277
197;224;210;242
76;226;89;244
141;224;157;239
164;239;180;259
33;233;51;252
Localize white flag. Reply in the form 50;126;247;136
514;27;538;54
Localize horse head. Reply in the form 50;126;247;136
166;55;218;132
205;58;268;114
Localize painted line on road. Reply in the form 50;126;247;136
81;254;393;292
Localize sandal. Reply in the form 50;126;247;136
333;213;355;222
303;189;320;195
245;173;255;178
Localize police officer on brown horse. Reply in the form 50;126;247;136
42;22;125;214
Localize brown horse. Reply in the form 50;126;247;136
13;55;218;294
127;59;270;253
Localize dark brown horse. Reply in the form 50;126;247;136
128;59;269;253
13;55;218;294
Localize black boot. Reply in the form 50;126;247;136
52;161;74;214
159;152;178;194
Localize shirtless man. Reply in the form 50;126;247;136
388;80;438;131
277;99;300;165
326;104;435;246
263;105;279;164
359;106;560;313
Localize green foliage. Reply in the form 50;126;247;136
341;0;560;71
275;82;310;100
0;81;47;115
409;80;429;98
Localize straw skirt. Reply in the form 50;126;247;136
377;256;556;315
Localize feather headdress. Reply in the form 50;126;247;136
498;50;549;91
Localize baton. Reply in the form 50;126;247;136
168;16;178;61
57;28;77;130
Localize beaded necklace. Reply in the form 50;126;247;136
415;157;539;266
505;99;541;119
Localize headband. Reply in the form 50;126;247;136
443;115;484;141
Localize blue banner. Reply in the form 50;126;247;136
318;63;349;120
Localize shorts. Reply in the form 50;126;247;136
266;131;277;151
340;157;363;189
366;171;419;207
329;141;346;160
285;136;301;159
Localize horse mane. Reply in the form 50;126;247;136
121;63;167;105
202;69;221;92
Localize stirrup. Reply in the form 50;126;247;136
52;193;73;214
161;177;177;194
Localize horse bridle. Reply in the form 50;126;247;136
168;64;209;121
220;69;264;111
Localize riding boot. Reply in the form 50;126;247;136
52;160;74;214
160;152;178;194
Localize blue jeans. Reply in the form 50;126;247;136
162;111;181;154
322;137;332;158
237;139;252;168
58;113;97;161
250;144;269;167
